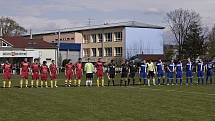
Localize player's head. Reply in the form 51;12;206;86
171;59;174;63
34;59;38;63
111;59;114;63
187;58;191;62
178;60;181;64
51;60;55;64
43;61;47;65
78;58;82;63
24;58;28;62
87;58;90;62
98;58;102;62
5;60;9;64
68;59;72;64
158;59;162;63
142;60;146;64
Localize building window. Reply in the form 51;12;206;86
83;35;90;43
91;48;96;57
114;32;122;42
105;48;112;57
98;48;103;57
115;47;122;57
67;38;70;40
91;34;97;43
98;34;103;43
104;33;112;42
83;48;90;57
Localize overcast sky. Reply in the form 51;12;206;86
1;0;215;33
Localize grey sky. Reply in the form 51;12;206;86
1;0;215;32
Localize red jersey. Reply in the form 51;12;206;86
66;64;73;73
31;63;40;73
50;64;57;74
3;63;12;73
20;62;29;72
76;62;82;72
40;65;49;74
95;62;103;72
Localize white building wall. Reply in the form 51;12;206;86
125;27;164;59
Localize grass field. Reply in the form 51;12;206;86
0;73;215;121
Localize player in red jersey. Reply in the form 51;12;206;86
40;61;49;88
75;58;83;87
95;58;104;87
2;60;12;88
20;58;30;88
65;60;74;87
31;59;40;88
49;60;58;88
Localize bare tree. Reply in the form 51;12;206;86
0;16;27;37
166;8;201;59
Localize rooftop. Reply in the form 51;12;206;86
1;36;56;49
24;21;165;36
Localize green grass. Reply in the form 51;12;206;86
0;73;215;121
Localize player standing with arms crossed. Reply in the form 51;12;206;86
156;59;165;85
65;60;74;87
20;58;30;88
40;61;49;88
50;60;58;88
175;60;183;86
84;58;94;87
95;58;104;87
139;60;147;85
167;60;175;86
75;58;83;87
186;58;193;86
2;60;12;88
147;60;156;86
31;59;40;88
206;59;214;84
120;60;129;86
107;59;116;86
128;60;137;86
197;59;205;85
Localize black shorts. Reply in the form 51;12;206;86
121;73;128;78
86;73;93;79
109;73;115;78
129;73;136;78
148;71;155;78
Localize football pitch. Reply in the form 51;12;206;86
0;74;215;121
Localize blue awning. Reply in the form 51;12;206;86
59;43;81;51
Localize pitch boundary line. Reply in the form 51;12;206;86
127;86;215;96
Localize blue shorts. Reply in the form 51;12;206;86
140;72;147;79
207;70;213;77
176;72;182;79
186;71;193;78
197;71;204;78
157;71;164;78
167;72;174;79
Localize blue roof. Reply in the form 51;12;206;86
59;43;81;51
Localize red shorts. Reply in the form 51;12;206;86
50;73;57;80
3;72;11;80
32;72;39;80
76;71;82;80
21;71;29;79
66;72;73;80
97;71;103;79
41;73;48;81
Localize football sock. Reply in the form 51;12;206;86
31;80;34;87
8;81;11;88
186;78;188;85
210;78;212;84
69;80;72;86
198;78;200;84
176;79;178;84
97;79;100;87
139;78;141;84
74;79;77;86
102;79;104;87
85;80;88;86
148;79;150;86
112;80;115;86
133;79;135;85
108;80;110;86
20;80;23;88
90;80;93;86
55;81;58;87
158;78;160;85
78;80;81;87
45;81;48;88
163;79;165;84
25;80;28;88
202;78;204;85
190;78;193;84
3;81;6;88
153;78;156;85
41;81;43;87
128;79;130;85
36;80;39;87
50;80;53;88
144;79;146;85
65;80;68;86
180;79;182;85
